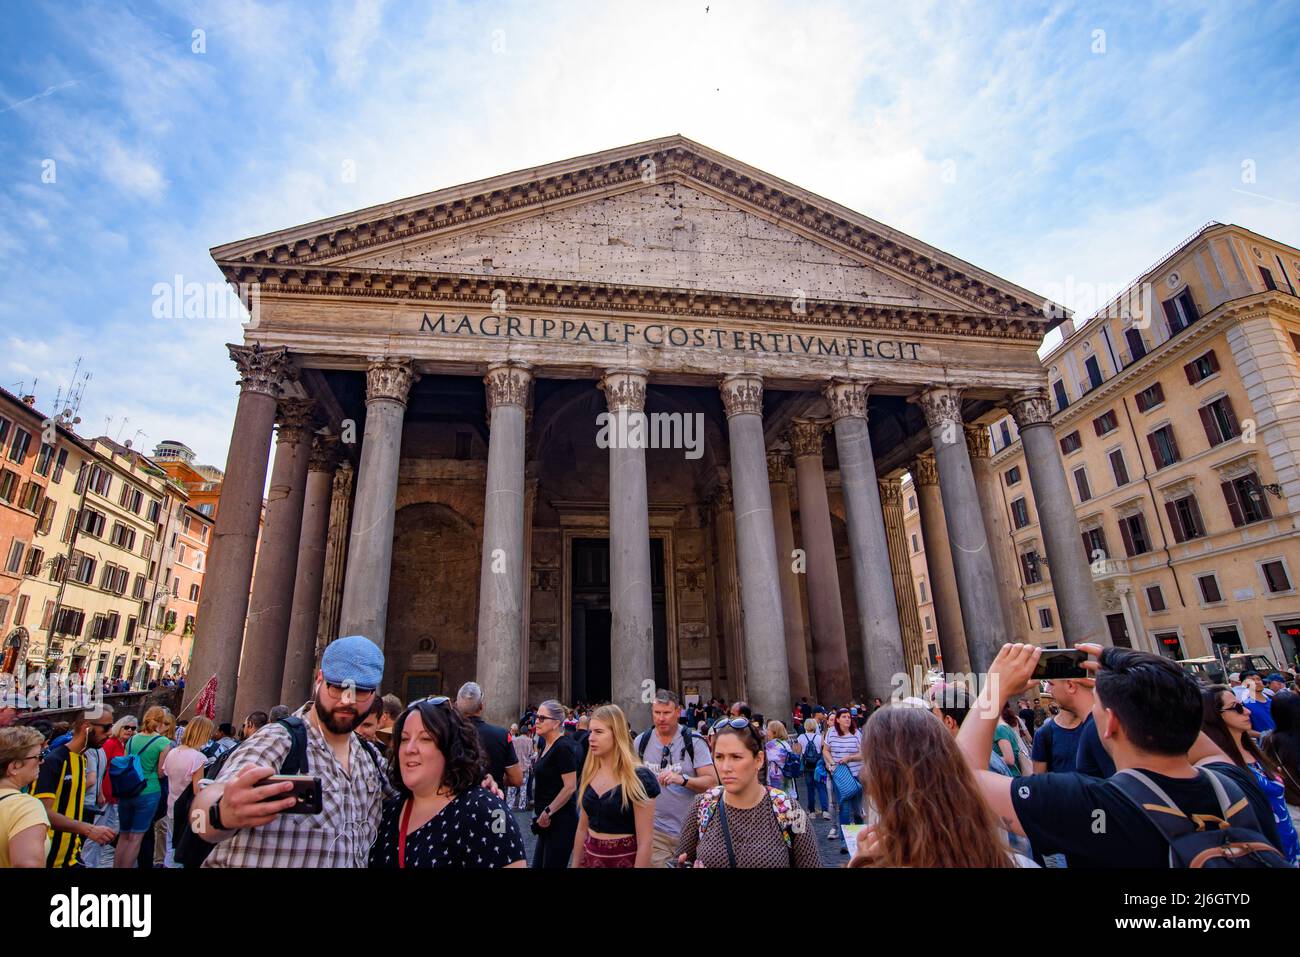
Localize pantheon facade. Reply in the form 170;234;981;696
187;136;1106;728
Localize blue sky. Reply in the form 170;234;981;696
1;0;1298;466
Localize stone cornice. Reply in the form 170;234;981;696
215;263;1042;341
990;291;1300;467
212;139;1053;322
1049;292;1300;429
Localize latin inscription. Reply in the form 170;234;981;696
417;313;924;361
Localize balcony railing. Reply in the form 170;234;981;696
1090;556;1129;579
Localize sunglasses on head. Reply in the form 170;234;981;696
712;716;750;731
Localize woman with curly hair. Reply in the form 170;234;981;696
850;706;1034;868
368;695;527;868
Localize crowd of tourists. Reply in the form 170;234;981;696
2;635;1298;869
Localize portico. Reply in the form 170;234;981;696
185;136;1096;727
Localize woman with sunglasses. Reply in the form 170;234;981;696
675;717;820;868
531;699;580;868
0;726;51;868
571;703;659;868
369;696;526;868
1201;685;1300;864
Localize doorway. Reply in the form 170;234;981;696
1105;613;1132;648
570;536;669;705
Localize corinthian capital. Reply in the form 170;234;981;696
912;453;939;486
332;461;354;498
1008;388;1053;428
719;374;763;418
366;357;419;406
275;398;317;445
483;361;533;410
823;379;870;422
308;433;342;473
229;344;295;398
964;424;991;460
878;477;903;509
916;386;965;432
786;419;827;459
597;368;647;413
709;482;734;513
766;450;791;484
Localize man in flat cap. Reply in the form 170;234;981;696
191;635;389;868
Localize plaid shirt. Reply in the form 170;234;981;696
203;709;386;868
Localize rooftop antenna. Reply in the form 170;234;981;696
115;417;129;442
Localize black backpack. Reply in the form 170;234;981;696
1111;767;1290;868
636;727;702;778
173;718;382;868
800;733;821;773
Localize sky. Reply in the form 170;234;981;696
1;0;1298;468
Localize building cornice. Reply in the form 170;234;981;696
990;291;1300;468
218;262;1045;342
211;137;1057;324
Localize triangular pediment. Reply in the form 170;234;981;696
337;182;963;310
212;135;1060;321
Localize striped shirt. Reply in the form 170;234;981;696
32;743;86;868
203;709;386;868
824;729;863;778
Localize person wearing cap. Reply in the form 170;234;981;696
189;635;390;868
1265;673;1288;697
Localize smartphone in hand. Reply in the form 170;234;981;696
1032;649;1088;680
254;774;323;815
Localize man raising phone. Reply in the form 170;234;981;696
957;642;1285;868
190;635;389;868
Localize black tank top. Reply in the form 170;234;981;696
581;767;661;833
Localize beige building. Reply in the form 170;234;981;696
977;223;1300;671
900;476;942;668
158;504;212;676
14;432;189;686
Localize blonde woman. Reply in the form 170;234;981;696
0;726;51;867
571;704;659;867
162;715;212;867
115;705;173;868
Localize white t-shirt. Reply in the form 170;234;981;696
797;731;823;763
824;729;863;777
163;745;208;812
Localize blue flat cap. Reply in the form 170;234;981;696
321;635;384;690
